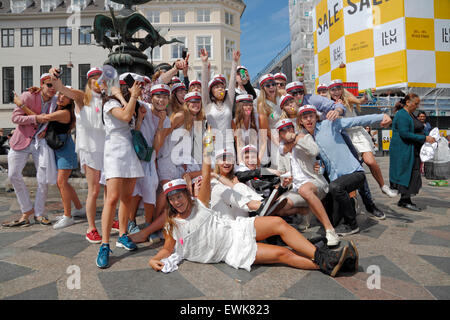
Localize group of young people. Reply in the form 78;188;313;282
4;48;412;278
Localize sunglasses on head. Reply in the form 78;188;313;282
264;81;276;88
291;90;304;96
329;86;343;92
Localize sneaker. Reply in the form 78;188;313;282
148;232;161;245
397;202;422;212
127;220;140;235
325;229;340;247
53;215;75;230
313;245;349;277
96;243;112;269
381;185;397;198
71;207;86;217
116;234;137;251
265;198;288;216
86;229;102;244
111;220;119;233
335;224;360;237
368;206;386;220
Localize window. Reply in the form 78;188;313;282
21;28;33;47
59;27;72;46
40;28;52;46
172;10;185;23
79;26;91;45
11;0;27;13
225;12;234;26
147;11;160;23
196;36;212;59
59;65;72;86
147;46;161;61
41;0;57;12
104;0;123;11
1;29;14;48
2;67;14;104
79;64;90;90
40;65;52;76
197;9;210;22
72;0;86;9
225;39;235;61
21;66;33;92
171;36;186;60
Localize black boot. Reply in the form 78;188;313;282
313;244;349;277
341;240;359;273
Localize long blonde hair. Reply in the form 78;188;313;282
214;162;235;180
327;88;360;113
234;101;258;131
83;77;98;106
257;87;281;117
183;101;205;132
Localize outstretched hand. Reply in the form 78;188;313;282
380;114;392;128
200;48;209;63
233;50;241;63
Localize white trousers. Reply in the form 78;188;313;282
8;141;48;217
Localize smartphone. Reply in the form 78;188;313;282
182;48;188;59
124;74;135;88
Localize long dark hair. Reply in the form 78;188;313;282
101;84;139;124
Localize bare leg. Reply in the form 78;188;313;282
101;178;121;244
253;242;318;270
129;195;142;222
298;182;333;231
254;216;317;259
129;211;167;243
362;152;384;188
144;203;155;224
57;169;74;218
117;178;137;237
84;166;101;233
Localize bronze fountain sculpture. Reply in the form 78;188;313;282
92;0;181;76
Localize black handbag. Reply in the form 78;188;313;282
45;122;67;150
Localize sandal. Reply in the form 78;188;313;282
2;219;31;228
35;216;52;226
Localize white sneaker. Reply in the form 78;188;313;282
71;207;86;217
381;185;397;198
326;229;340;247
53;216;75;230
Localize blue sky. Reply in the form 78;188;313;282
240;0;291;81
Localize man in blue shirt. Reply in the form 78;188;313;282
297;105;392;236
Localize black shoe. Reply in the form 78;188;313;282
251;189;279;216
367;205;386;220
335;223;360;237
397;202;422;212
313;245;349;277
341;240;359;273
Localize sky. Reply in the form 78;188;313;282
240;0;291;82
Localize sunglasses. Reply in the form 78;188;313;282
291;90;304;96
45;83;53;88
329;86;343;92
317;89;328;94
276;83;286;87
264;81;277;88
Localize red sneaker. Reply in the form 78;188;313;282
111;220;119;233
86;229;102;244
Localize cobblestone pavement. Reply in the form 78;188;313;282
0;157;449;301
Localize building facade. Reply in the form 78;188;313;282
0;0;246;128
137;0;245;83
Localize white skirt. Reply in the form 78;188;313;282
79;150;103;174
345;126;374;155
103;133;144;180
133;158;158;205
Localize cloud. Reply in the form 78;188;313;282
271;5;289;21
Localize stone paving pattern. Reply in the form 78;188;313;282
0;157;449;300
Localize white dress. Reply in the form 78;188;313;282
75;91;105;173
210;178;263;220
132;102;168;204
102;99;144;180
171;199;258;272
344;106;375;154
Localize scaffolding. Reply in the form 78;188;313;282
289;0;315;93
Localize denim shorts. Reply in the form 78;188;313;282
54;134;78;170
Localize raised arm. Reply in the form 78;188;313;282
200;48;211;109
340;113;391;130
226;51;239;106
159;59;186;84
197;141;212;207
110;82;141;123
307;94;346;120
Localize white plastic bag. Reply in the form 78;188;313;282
420;128;440;162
